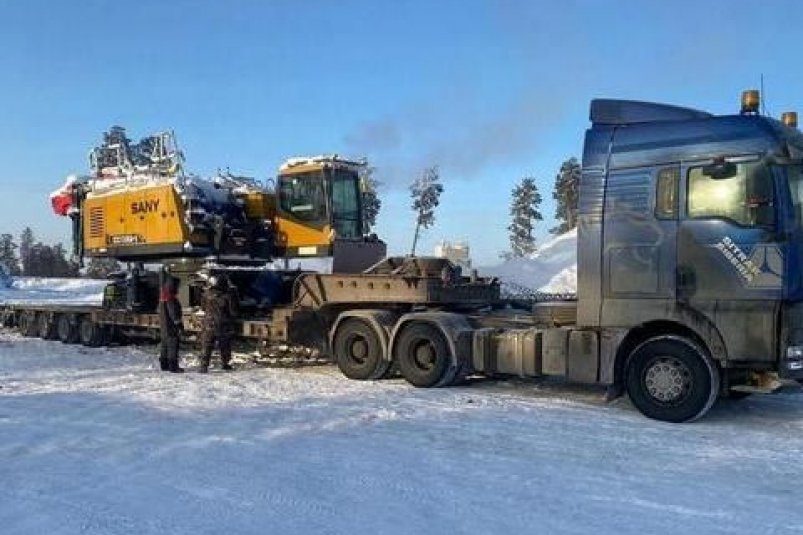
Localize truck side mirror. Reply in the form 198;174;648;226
702;160;738;179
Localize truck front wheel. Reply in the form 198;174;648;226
334;319;389;380
625;336;719;423
395;322;453;388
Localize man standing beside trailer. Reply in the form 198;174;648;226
198;274;239;374
158;274;184;373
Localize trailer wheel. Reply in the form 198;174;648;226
79;317;106;347
18;312;37;337
625;336;719;423
395;322;453;388
334;319;389;380
37;313;58;340
57;314;80;344
1;311;14;328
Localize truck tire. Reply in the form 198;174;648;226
57;314;80;344
334;318;390;380
19;312;37;337
79;317;106;347
37;313;58;340
625;335;719;423
395;322;453;388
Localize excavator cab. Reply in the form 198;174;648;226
276;156;386;272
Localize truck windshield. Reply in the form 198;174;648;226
330;170;362;238
278;172;327;222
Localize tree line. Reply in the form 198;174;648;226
0;227;120;278
364;156;579;261
502;156;581;260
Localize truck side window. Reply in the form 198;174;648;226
655;167;679;219
687;162;774;227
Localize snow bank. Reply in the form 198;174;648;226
0;276;107;306
482;228;577;294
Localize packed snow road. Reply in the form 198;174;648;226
2;333;803;534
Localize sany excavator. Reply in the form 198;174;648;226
50;126;386;309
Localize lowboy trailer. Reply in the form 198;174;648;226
5;92;803;423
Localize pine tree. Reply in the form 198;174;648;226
52;243;79;277
409;165;444;256
20;227;34;275
360;165;382;234
551;157;581;235
0;233;21;275
507;177;542;257
84;257;121;279
26;242;49;276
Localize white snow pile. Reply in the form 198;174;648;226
483;228;577;294
0;276;107;306
3;334;803;534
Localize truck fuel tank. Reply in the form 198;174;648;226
471;327;599;383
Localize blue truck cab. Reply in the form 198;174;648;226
579;93;803;421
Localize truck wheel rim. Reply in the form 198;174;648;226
644;356;691;404
345;334;369;365
412;341;436;371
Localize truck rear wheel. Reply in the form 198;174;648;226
57;314;80;344
79;317;106;347
334;319;389;380
395;322;453;388
37;313;57;340
625;336;719;423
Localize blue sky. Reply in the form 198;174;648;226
1;0;802;264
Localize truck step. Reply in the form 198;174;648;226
730;384;781;395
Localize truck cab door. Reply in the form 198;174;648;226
676;158;782;362
600;166;678;325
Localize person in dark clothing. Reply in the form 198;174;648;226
158;275;184;373
199;274;239;373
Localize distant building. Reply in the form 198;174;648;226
434;240;472;269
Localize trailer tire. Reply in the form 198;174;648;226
395;322;452;388
625;335;719;423
37;313;58;340
1;311;14;328
18;312;37;337
79;317;106;347
334;319;389;380
57;314;80;344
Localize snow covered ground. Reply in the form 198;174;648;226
482;229;578;294
0;277;106;306
2;333;803;534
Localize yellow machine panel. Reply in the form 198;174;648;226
82;183;189;257
242;191;274;220
275;217;333;256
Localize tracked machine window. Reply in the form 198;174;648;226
278;172;327;222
